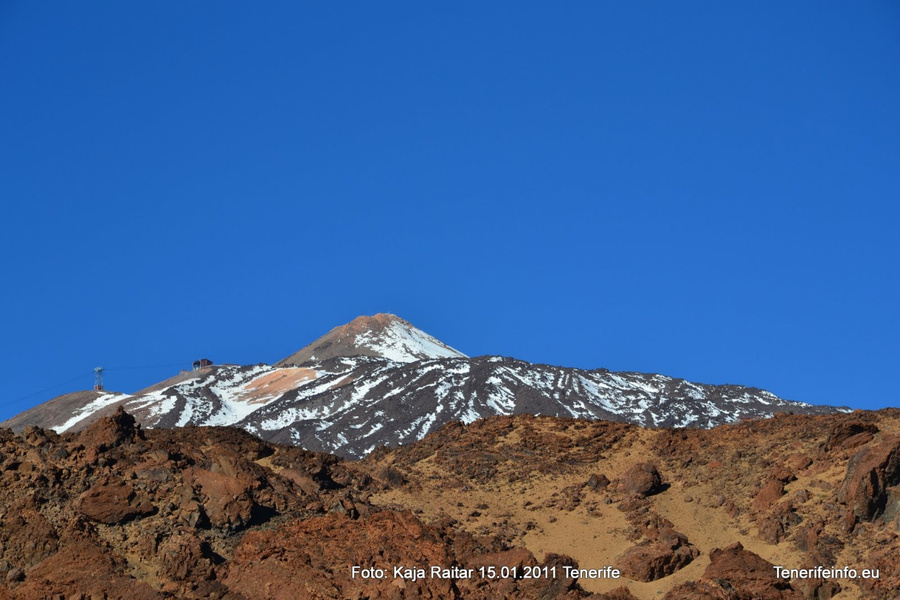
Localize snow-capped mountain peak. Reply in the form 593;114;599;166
2;314;849;460
275;313;466;365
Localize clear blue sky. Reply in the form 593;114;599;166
1;2;898;420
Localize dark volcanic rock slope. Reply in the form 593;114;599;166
5;314;846;459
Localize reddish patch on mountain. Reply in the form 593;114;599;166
241;368;317;403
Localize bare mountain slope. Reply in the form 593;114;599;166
1;391;119;433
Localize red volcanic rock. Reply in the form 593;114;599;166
837;435;900;521
221;511;457;599
665;542;804;599
862;541;900;599
0;408;898;600
769;465;796;484
784;453;813;472
792;568;842;600
757;502;802;544
615;528;698;582
792;519;824;554
752;478;785;512
616;463;663;497
77;406;142;450
187;466;256;530
824;421;879;452
703;542;801;599
0;500;59;571
74;476;154;524
158;533;215;582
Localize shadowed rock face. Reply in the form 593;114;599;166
838;435;900;521
0;408;897;599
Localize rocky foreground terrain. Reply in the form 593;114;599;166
0;407;897;599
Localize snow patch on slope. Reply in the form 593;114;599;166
355;319;466;362
53;393;131;433
205;365;272;425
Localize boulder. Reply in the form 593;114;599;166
188;467;256;530
75;477;154;524
616;463;663;497
703;542;802;599
158;533;214;581
615;528;698;582
77;407;141;451
752;478;785;512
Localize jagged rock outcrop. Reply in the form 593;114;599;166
824;420;879;452
837;435;900;520
614;527;699;582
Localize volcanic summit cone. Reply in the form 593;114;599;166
275;313;467;365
